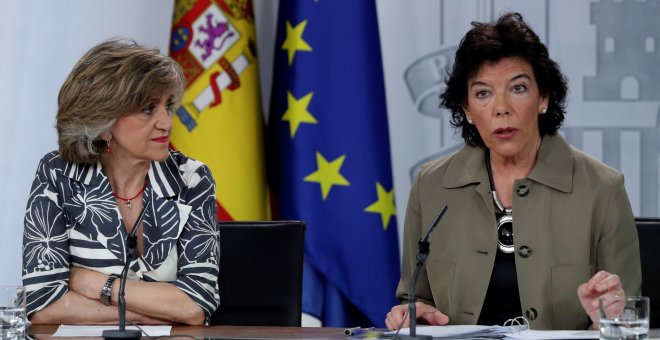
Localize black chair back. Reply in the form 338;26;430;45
635;218;660;328
209;220;305;326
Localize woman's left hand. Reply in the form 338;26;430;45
69;266;107;301
577;270;624;328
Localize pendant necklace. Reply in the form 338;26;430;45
113;182;147;208
486;151;514;253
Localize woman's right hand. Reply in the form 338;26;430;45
385;302;450;331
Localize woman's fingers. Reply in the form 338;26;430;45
588;271;621;293
416;302;450;325
385;302;450;330
386;304;410;330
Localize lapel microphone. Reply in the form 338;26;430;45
103;203;149;340
399;204;448;340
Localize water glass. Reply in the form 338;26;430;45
0;286;26;340
599;296;649;339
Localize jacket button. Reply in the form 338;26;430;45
516;185;529;197
518;246;532;258
525;308;538;321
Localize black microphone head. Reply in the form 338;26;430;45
420;204;447;243
127;235;137;249
125;204;147;252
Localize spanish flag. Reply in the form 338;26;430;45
169;0;268;220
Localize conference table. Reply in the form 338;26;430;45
28;324;660;339
28;324;349;339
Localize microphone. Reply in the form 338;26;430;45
399;204;447;340
103;204;149;340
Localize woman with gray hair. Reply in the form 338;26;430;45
22;39;219;325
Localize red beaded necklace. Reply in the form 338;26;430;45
113;182;147;208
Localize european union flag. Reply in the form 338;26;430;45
267;0;400;328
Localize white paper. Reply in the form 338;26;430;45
505;330;599;339
387;325;518;338
387;326;599;339
53;325;172;337
392;325;495;336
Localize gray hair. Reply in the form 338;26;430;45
56;38;185;164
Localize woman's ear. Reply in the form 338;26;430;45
99;131;111;142
540;94;549;113
462;106;473;124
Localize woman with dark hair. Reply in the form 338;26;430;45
386;13;640;330
22;39;219;325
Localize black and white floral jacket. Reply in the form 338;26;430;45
22;150;220;318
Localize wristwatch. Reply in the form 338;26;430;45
100;274;119;306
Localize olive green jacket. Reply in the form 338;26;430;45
396;134;641;330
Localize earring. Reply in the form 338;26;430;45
540;108;547;114
105;136;112;154
467;118;474;124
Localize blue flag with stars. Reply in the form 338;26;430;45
267;0;400;328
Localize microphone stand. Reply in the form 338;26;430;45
103;204;149;340
399;205;447;340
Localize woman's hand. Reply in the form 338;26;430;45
578;270;625;329
69;266;204;325
385;302;449;331
68;266;107;301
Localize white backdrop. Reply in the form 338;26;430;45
0;0;175;285
2;0;658;290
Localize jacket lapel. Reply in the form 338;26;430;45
441;144;494;215
134;154;192;273
63;153;193;274
61;161;129;262
441;134;574;193
527;134;574;193
436;134;574;221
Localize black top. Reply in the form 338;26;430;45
477;250;522;325
479;150;522;325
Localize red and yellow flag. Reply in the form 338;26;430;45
169;0;268;220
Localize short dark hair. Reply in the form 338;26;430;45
440;12;568;147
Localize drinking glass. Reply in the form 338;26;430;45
0;285;26;340
599;295;650;340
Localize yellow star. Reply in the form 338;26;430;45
365;182;397;230
281;19;313;65
282;91;317;138
304;152;350;200
171;27;189;48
